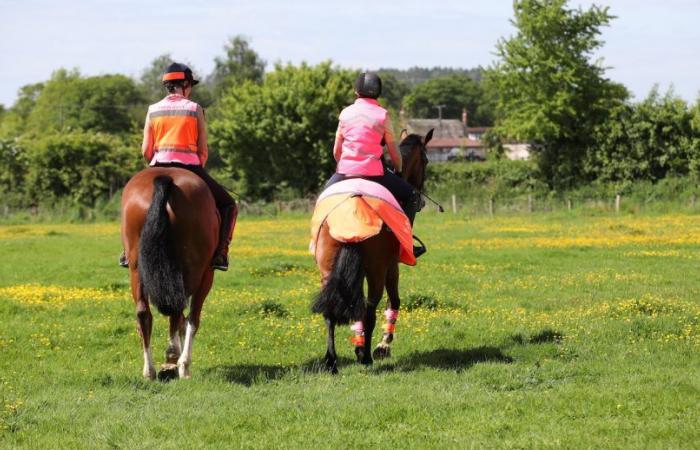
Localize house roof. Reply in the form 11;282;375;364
406;119;465;140
428;138;484;149
404;118;491;150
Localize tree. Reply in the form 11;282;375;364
585;87;695;185
0;138;28;207
25;69;145;134
403;74;493;125
376;72;410;111
210;62;356;200
139;54;174;104
22;131;142;207
487;0;628;187
208;35;266;98
0;83;44;138
377;66;483;88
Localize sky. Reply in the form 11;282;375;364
2;0;699;107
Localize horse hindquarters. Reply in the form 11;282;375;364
138;176;187;316
312;243;365;325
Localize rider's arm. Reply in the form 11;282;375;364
333;124;344;162
141;114;154;163
196;105;208;167
384;116;402;171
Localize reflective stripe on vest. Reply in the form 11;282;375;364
148;95;199;155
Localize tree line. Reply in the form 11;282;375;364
1;0;700;210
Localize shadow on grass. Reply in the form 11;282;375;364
206;346;513;385
369;346;513;375
508;328;564;346
203;356;355;386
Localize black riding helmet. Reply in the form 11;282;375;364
162;62;199;86
355;72;382;99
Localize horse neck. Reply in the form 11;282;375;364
402;146;424;190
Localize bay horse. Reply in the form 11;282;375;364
312;129;433;373
121;167;219;379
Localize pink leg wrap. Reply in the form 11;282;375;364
350;321;365;347
383;309;399;336
384;309;399;321
350;321;364;334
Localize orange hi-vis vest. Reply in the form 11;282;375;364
148;94;201;166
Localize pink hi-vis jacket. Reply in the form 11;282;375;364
147;95;201;166
337;98;387;176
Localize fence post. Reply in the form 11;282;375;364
489;197;494;216
567;198;572;211
527;194;533;213
691;194;697;209
451;194;457;214
615;193;621;213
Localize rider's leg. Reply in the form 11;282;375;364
182;166;237;271
323;172;348;189
366;172;426;257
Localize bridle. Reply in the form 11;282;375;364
400;137;444;213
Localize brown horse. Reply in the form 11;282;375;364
312;130;433;373
121;167;219;379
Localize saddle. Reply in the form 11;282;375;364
310;179;416;266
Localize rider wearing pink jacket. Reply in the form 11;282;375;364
326;73;425;257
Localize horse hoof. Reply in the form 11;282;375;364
165;350;181;365
158;363;178;382
325;360;338;374
354;346;366;363
361;357;373;366
373;345;391;360
143;365;156;380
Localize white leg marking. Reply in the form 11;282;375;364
143;347;156;379
177;322;196;379
166;329;182;361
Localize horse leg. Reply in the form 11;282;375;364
166;312;185;364
178;270;213;379
375;262;400;360
324;318;338;374
131;269;156;379
359;268;385;365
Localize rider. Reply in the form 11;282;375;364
119;62;237;271
325;72;425;257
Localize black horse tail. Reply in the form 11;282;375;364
138;175;186;316
311;244;365;324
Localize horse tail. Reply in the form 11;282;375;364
312;244;365;324
138;175;187;316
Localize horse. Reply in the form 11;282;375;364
311;129;433;373
120;167;219;379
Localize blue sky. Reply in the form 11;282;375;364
2;0;699;107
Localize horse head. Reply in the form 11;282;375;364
399;128;433;192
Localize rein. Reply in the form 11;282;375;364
401;137;445;213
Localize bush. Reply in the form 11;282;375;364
20;131;142;207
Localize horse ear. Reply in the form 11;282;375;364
424;128;434;145
400;129;408;141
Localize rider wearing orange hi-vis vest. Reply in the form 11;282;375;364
120;62;237;271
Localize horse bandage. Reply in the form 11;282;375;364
383;309;399;335
350;335;365;346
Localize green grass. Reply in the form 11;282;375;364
1;211;699;448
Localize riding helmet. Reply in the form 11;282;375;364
162;62;199;86
355;72;382;99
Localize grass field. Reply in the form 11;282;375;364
1;211;699;448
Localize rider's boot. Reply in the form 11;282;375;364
405;190;427;258
212;203;238;271
118;250;129;268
